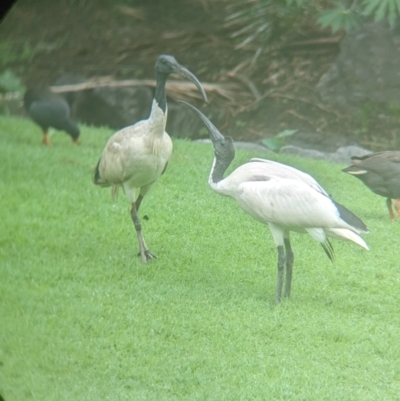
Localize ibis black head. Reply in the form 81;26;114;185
155;55;208;103
179;100;235;169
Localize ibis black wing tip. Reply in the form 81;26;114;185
321;239;335;262
332;200;369;233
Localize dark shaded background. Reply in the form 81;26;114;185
0;0;395;150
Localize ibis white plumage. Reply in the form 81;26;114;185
93;55;207;263
180;100;369;303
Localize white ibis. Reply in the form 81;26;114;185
23;88;80;146
93;55;208;263
342;151;400;220
180;100;369;303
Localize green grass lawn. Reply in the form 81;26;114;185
1;116;400;400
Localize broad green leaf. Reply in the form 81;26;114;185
318;9;344;30
363;0;385;15
375;1;389;21
285;0;305;6
261;137;287;152
275;129;297;139
318;7;361;32
0;70;25;92
388;0;397;26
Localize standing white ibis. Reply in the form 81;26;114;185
342;151;400;220
94;55;207;263
23;88;80;146
180;100;369;303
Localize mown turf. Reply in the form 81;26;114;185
1;116;400;400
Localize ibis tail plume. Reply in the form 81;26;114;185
180;100;369;303
94;55;208;263
342;151;400;220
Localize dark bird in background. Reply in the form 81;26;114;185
342;151;400;220
93;55;208;264
23;88;80;146
180;100;369;303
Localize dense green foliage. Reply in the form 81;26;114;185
1;116;400;400
226;0;400;50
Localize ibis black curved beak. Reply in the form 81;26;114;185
156;55;208;104
178;100;224;144
174;67;208;104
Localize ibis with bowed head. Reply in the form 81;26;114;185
180;100;369;303
23;88;80;146
342;151;400;220
94;55;208;263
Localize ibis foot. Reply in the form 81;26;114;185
137;249;157;263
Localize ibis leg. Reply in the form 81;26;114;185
42;131;50;146
386;198;395;220
130;202;156;263
284;238;294;299
136;194;144;212
275;245;285;304
394;198;400;217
